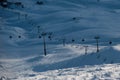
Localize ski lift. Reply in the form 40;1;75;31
48;36;51;40
82;38;85;42
109;41;112;45
36;1;44;5
9;35;12;39
72;39;75;42
18;35;21;38
38;35;41;38
72;17;76;20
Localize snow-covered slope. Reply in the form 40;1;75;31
1;0;120;79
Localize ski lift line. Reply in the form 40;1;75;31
6;28;119;46
54;37;111;44
7;32;118;44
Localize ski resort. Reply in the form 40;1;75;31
1;0;120;80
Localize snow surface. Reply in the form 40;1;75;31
1;0;120;80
